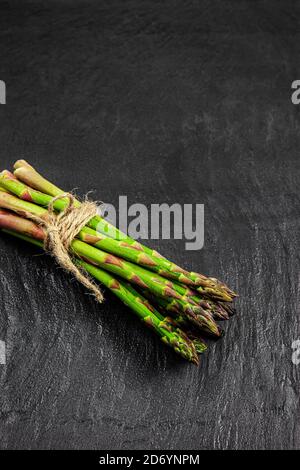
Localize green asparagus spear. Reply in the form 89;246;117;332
138;288;222;338
116;280;208;353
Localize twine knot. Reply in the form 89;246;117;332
30;194;104;303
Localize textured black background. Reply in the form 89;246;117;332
0;0;300;450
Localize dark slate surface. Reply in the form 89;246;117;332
0;0;299;450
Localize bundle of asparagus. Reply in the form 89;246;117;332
0;161;237;365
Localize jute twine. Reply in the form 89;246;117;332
28;193;104;303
